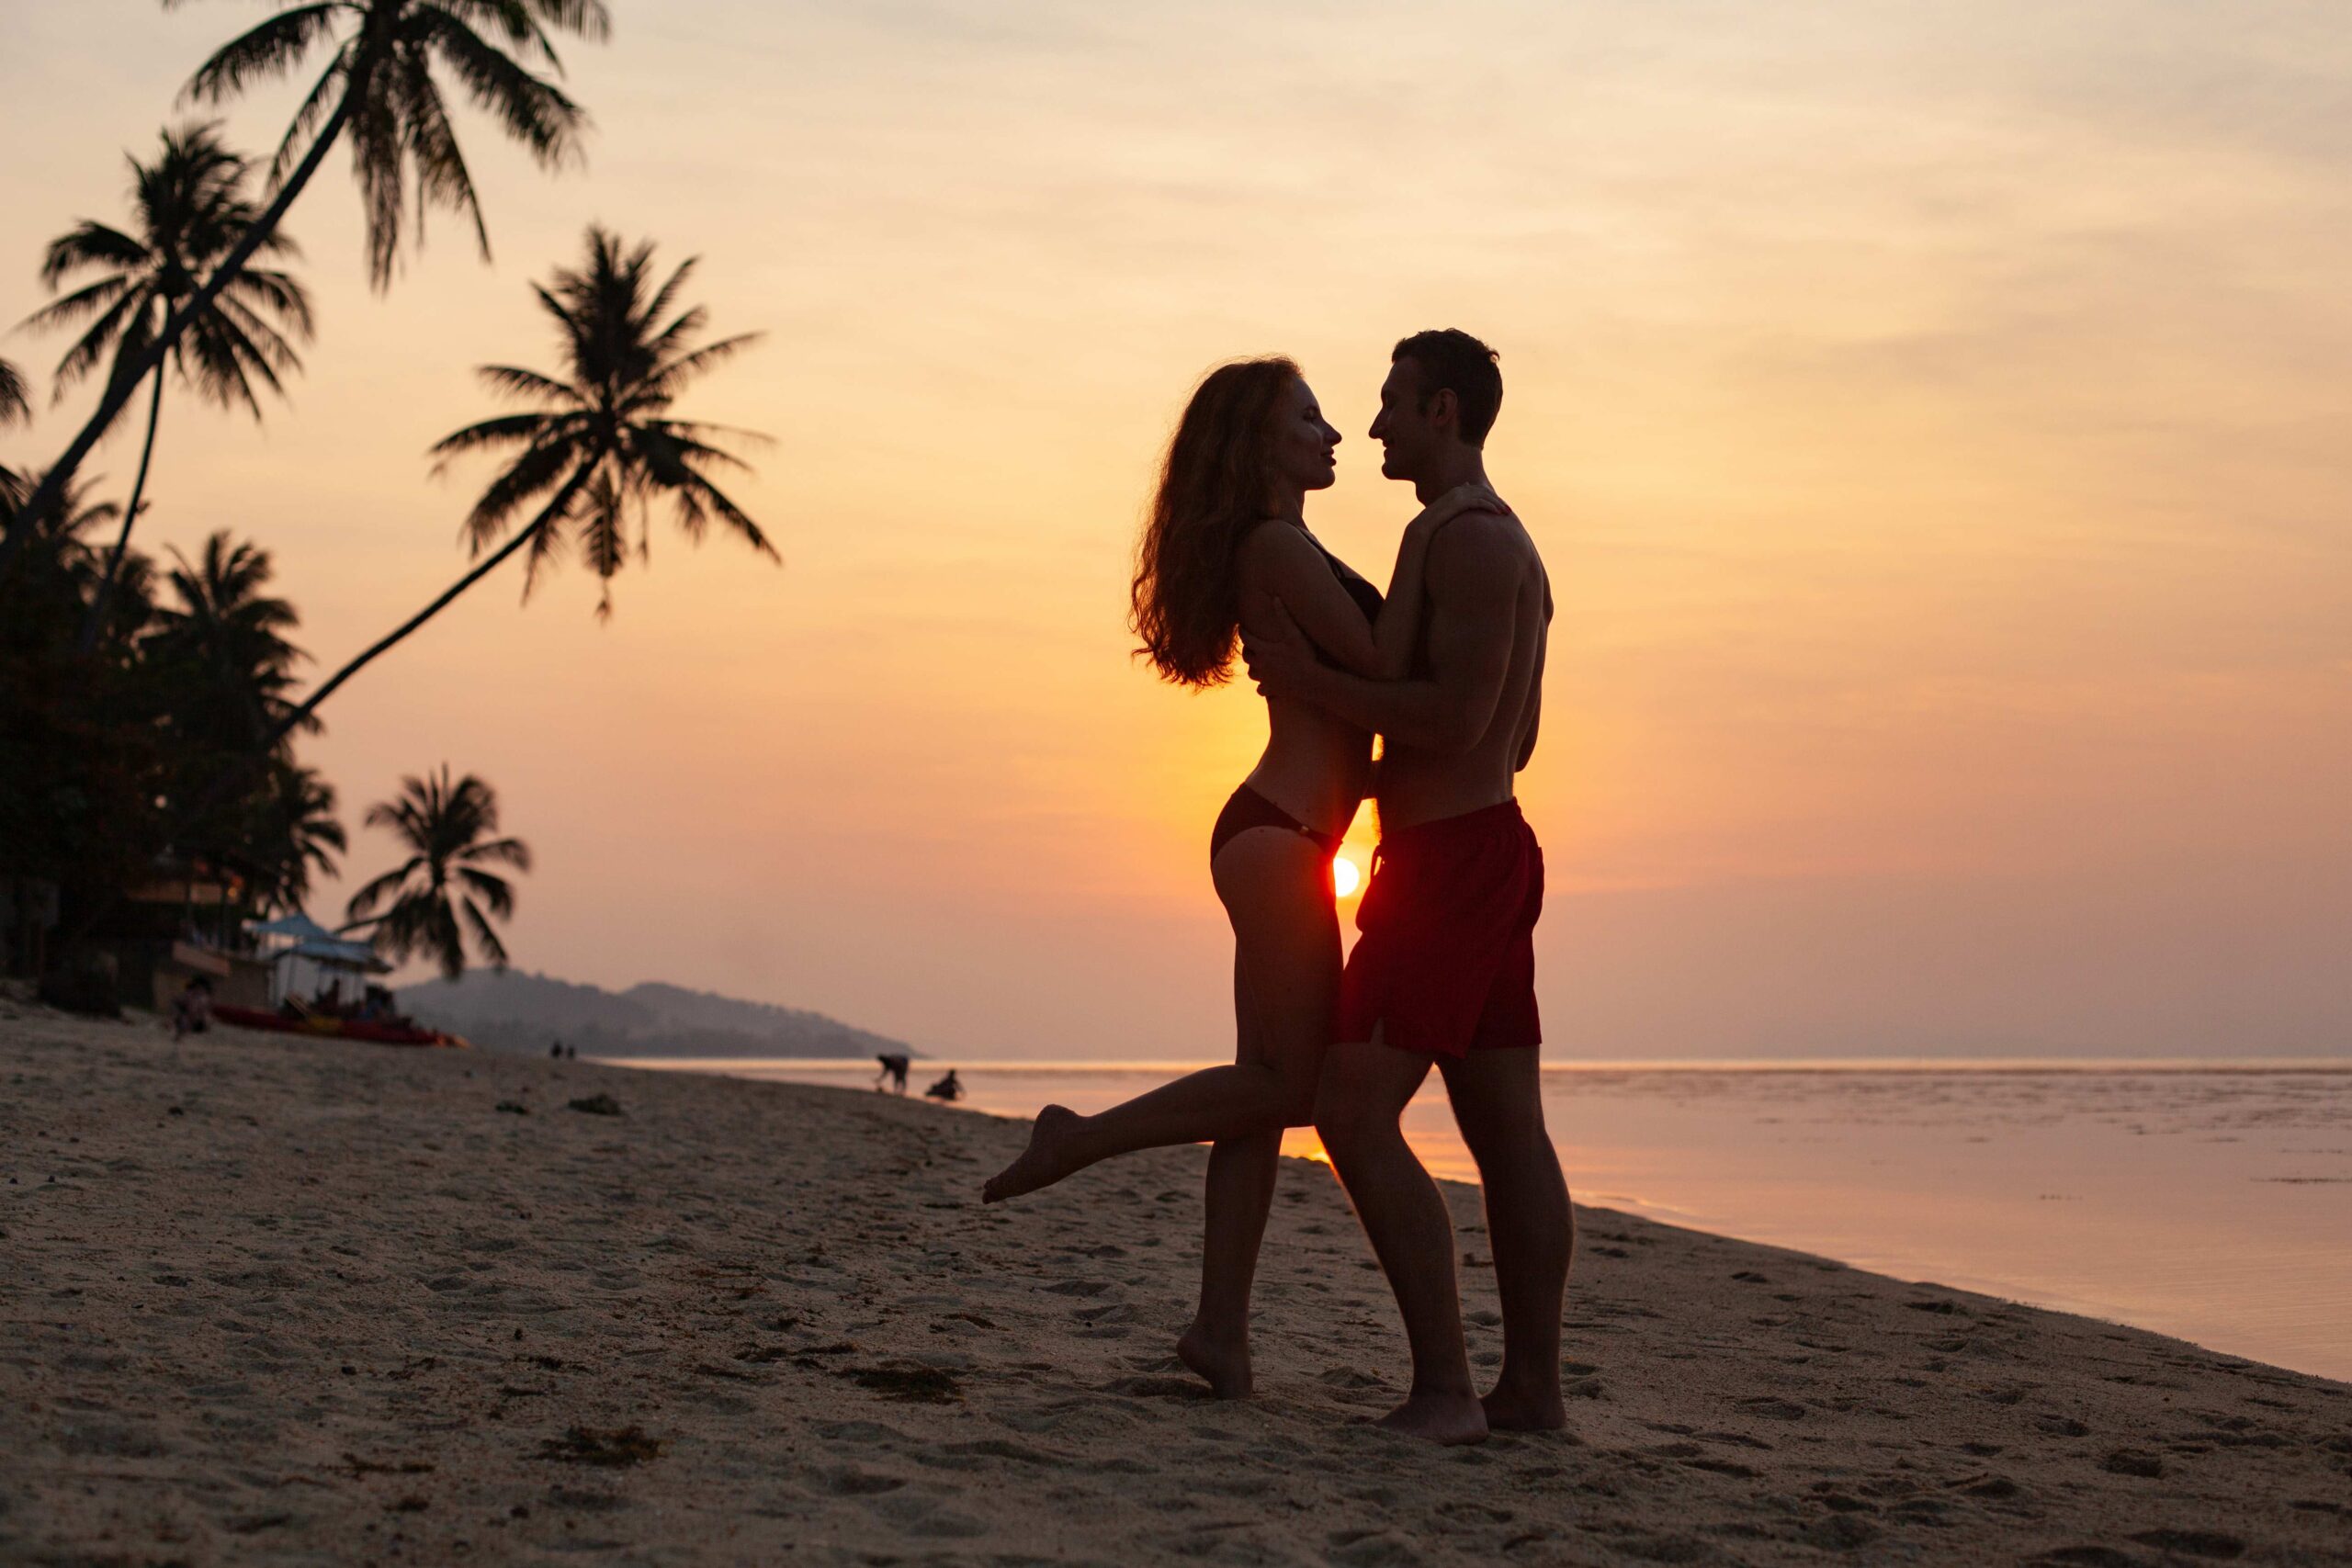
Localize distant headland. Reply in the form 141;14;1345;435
397;970;922;1061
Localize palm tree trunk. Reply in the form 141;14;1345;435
279;463;595;748
175;461;595;831
2;86;364;575
74;365;165;656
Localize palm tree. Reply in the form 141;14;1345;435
24;122;315;652
0;471;121;596
250;760;346;914
0;356;29;512
4;0;609;568
345;766;528;977
257;226;772;747
144;532;316;825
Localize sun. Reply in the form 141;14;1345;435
1332;854;1363;898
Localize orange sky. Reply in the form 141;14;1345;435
5;1;2347;1057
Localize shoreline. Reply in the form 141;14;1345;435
596;1054;2352;1076
607;1052;2352;1385
9;1000;2350;1566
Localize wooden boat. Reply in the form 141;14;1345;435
213;1003;467;1049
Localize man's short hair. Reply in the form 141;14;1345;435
1392;329;1502;446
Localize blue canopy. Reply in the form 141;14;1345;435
247;911;338;943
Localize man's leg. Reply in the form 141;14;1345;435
1438;1045;1572;1430
1314;1034;1486;1444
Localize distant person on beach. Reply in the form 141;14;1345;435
983;353;1496;1399
876;1054;910;1095
925;1070;964;1102
171;976;212;1040
550;1040;563;1059
1242;330;1565;1446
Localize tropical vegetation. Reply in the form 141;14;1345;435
345;768;531;978
4;0;609;564
1;4;774;1003
24;121;314;652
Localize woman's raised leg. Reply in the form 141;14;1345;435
981;829;1339;1204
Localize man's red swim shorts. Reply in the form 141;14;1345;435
1339;799;1544;1058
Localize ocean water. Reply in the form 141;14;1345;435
606;1056;2352;1383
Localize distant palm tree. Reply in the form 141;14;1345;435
0;470;121;592
258;226;772;744
346;766;530;977
24;122;314;652
251;760;346;914
0;356;29;511
5;0;609;569
147;530;313;761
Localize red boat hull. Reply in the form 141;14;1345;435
213;1004;466;1049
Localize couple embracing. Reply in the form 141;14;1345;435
985;330;1565;1446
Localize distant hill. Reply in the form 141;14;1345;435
398;970;921;1061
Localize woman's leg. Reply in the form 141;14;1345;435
1178;951;1281;1397
982;829;1340;1201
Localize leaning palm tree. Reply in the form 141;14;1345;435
345;766;529;977
25;122;314;652
255;226;772;748
5;0;609;568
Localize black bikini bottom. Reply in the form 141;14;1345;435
1210;784;1343;863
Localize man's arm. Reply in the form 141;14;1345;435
1245;514;1519;753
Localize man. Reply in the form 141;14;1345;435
1243;329;1566;1446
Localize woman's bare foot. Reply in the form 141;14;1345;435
1481;1381;1567;1432
981;1105;1084;1203
1374;1391;1489;1446
1175;1319;1253;1399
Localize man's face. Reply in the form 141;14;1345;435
1370;357;1445;481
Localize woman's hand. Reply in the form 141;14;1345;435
1406;482;1506;540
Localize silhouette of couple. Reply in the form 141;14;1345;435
985;331;1563;1445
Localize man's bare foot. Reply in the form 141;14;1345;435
1374;1391;1489;1445
1175;1320;1253;1399
1481;1382;1567;1432
980;1105;1084;1203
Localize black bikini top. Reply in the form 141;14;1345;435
1304;530;1385;627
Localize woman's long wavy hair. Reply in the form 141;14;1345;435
1130;356;1299;688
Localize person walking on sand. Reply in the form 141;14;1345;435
982;355;1495;1399
876;1054;911;1095
1243;330;1567;1446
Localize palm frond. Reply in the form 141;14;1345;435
0;358;28;426
459;435;580;547
414;5;590;172
18;275;136;338
474;364;579;404
393;43;492;261
180;4;345;105
38;221;149;285
455;863;515;917
458;896;510;970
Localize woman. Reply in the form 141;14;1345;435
982;356;1489;1396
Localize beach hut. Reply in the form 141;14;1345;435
248;913;390;1007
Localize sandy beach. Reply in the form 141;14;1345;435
6;1000;2348;1568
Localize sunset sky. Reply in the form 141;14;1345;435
5;0;2346;1059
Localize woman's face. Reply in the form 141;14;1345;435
1272;377;1341;494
